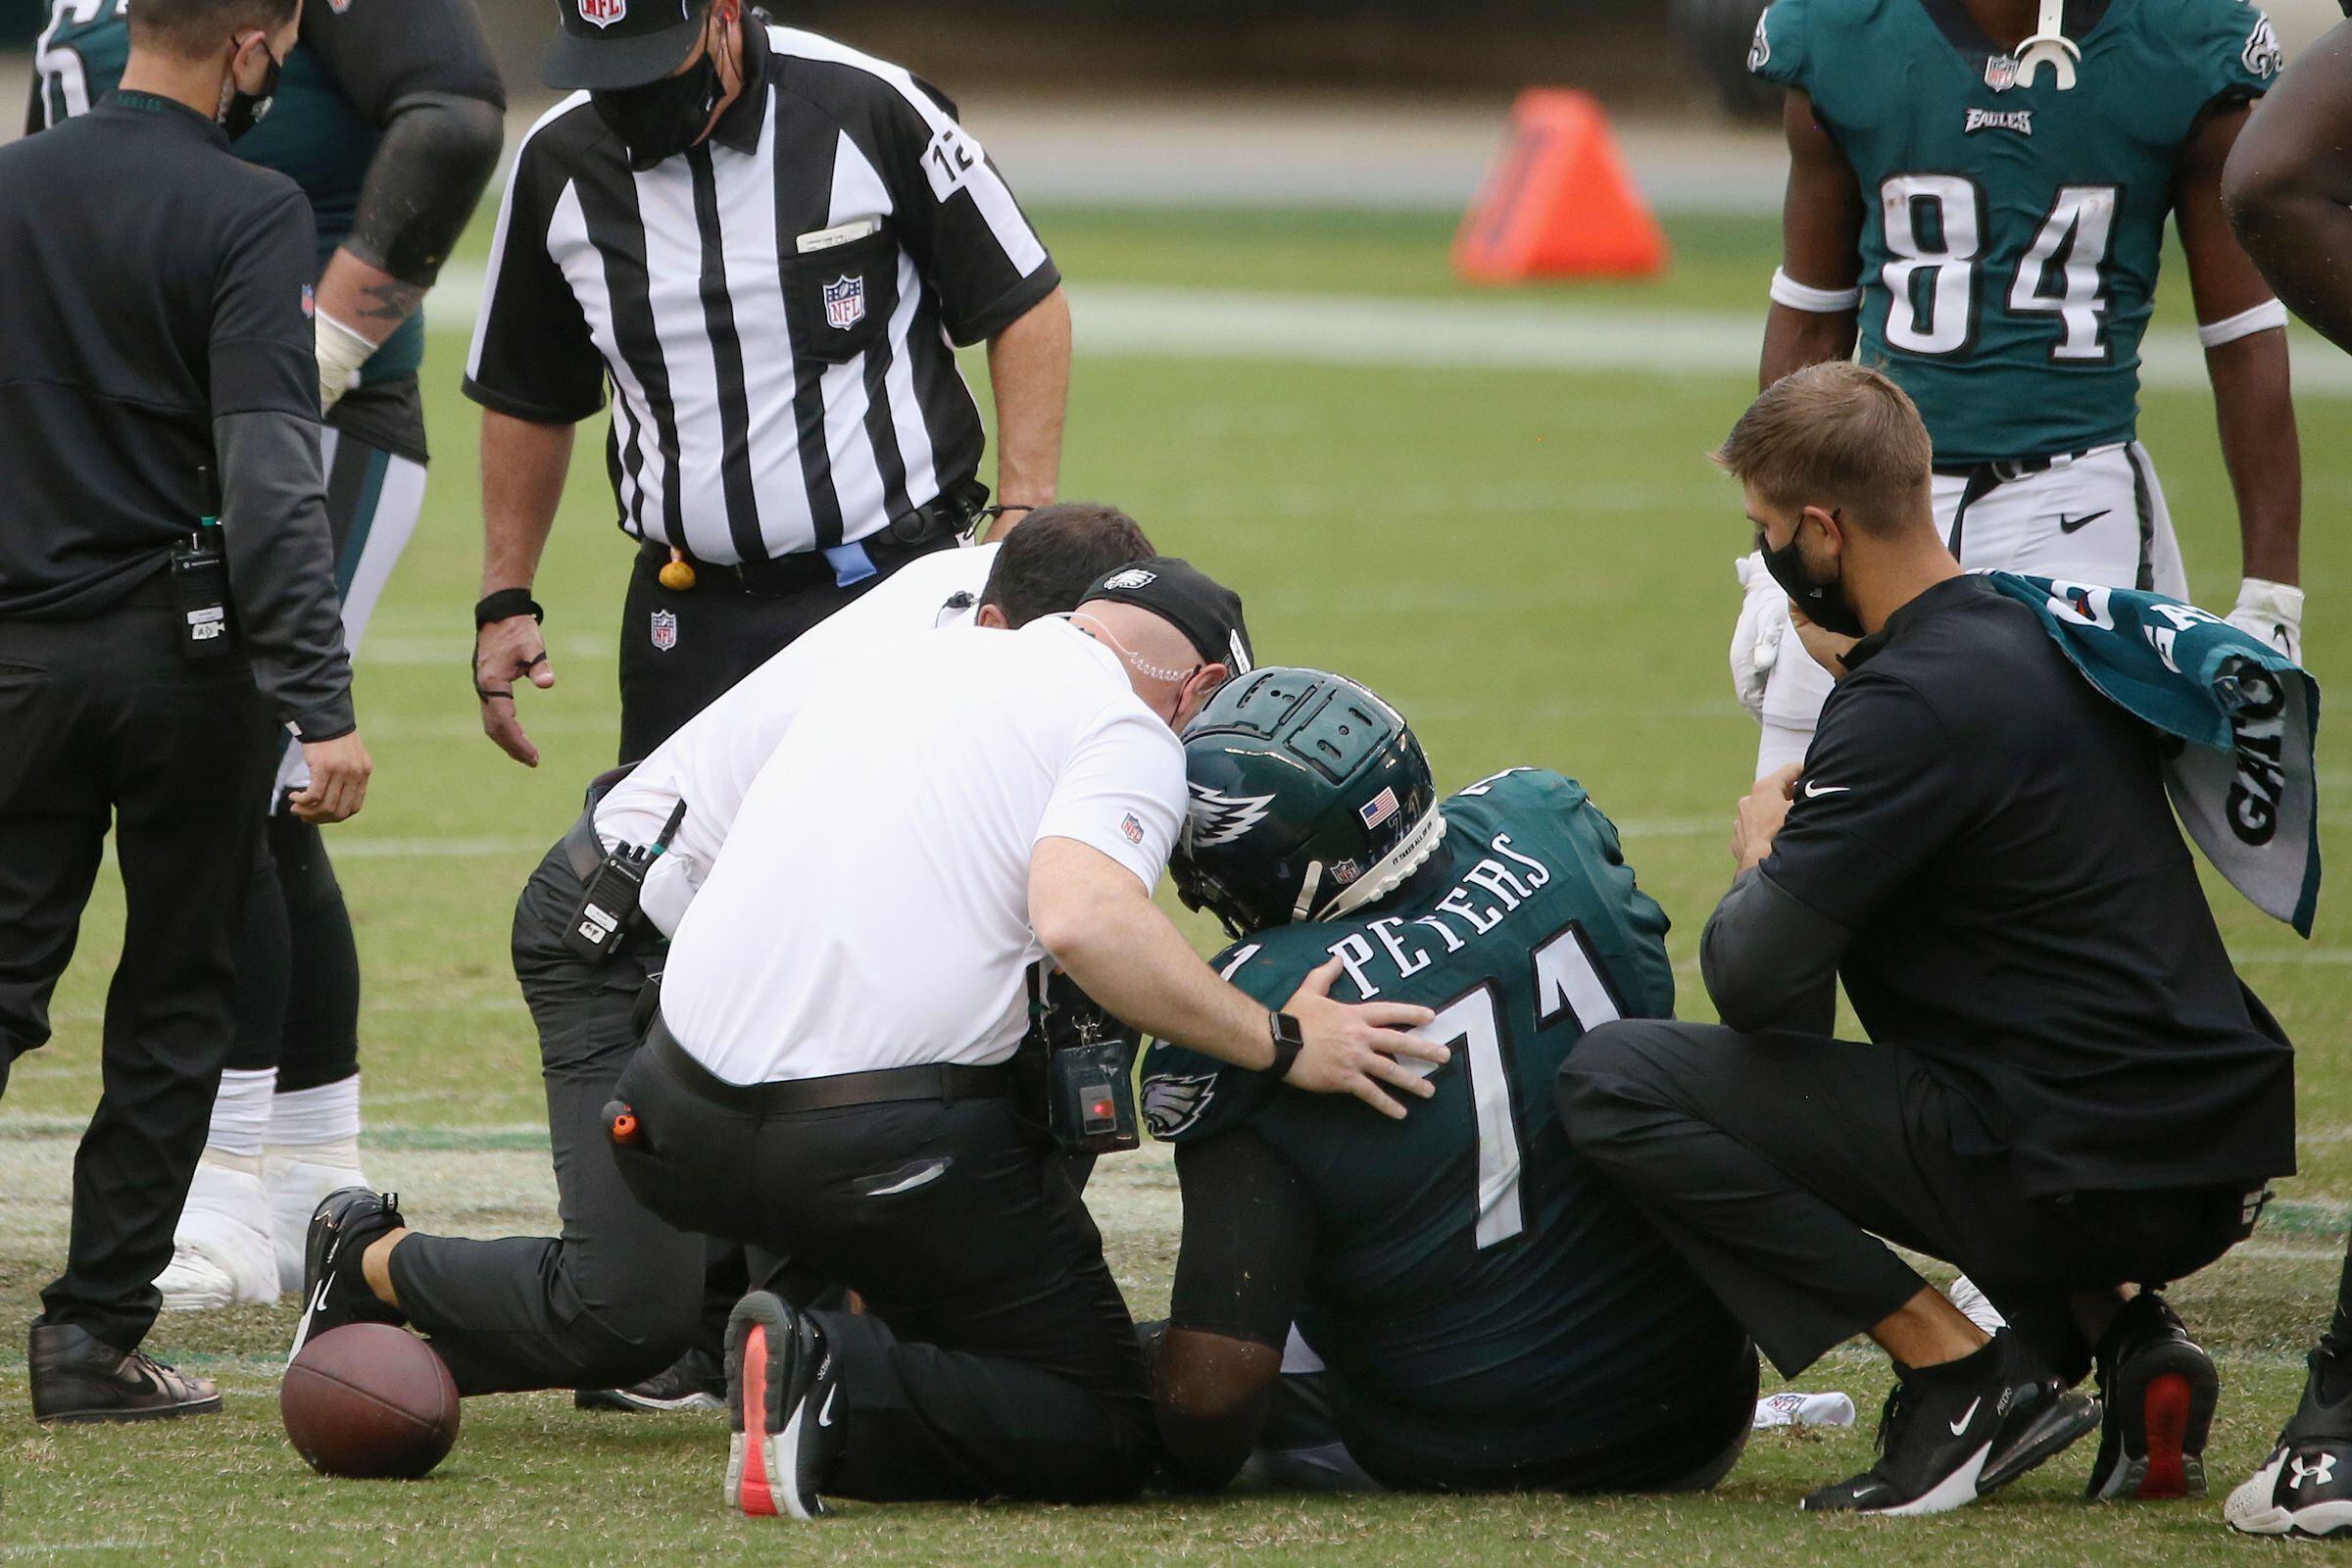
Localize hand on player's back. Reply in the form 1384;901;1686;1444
1279;956;1444;1120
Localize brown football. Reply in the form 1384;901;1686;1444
280;1323;461;1480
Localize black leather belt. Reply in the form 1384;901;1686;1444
558;809;605;883
1932;447;2098;482
647;1018;1016;1113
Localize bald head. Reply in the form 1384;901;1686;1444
1071;600;1231;730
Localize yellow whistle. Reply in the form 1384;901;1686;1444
658;548;697;592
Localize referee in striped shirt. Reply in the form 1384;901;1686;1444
466;0;1070;764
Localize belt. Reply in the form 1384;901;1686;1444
638;479;983;599
647;1018;1016;1113
1932;442;2124;483
558;809;606;883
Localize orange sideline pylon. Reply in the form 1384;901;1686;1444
1453;88;1670;283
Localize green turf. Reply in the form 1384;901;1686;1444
3;202;2348;1563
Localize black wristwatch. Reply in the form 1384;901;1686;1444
1265;1010;1305;1080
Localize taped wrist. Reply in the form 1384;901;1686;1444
1770;268;1862;314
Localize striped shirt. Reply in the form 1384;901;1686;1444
464;23;1059;564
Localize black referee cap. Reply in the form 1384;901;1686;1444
544;0;710;91
1080;558;1254;674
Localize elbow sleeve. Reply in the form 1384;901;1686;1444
345;93;506;287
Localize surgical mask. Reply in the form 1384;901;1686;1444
1758;511;1867;639
220;38;282;140
592;49;723;170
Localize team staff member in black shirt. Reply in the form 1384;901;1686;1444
1559;363;2294;1517
0;0;368;1423
467;0;1071;768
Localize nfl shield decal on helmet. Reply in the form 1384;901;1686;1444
650;609;679;652
1142;1073;1220;1140
823;274;866;331
579;0;626;26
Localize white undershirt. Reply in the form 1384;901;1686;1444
595;543;998;936
661;617;1185;1084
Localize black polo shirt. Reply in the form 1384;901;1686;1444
0;92;317;619
1757;572;2295;1198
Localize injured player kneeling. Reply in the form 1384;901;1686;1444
1145;667;1759;1494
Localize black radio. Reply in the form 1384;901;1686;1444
1029;967;1141;1155
564;800;686;963
171;464;233;661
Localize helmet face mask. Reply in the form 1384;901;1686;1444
1171;667;1444;940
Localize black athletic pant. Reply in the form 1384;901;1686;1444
226;811;361;1089
612;1039;1155;1504
388;815;702;1395
0;595;275;1352
1558;1021;2266;1381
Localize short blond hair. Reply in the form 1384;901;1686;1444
1713;361;1934;534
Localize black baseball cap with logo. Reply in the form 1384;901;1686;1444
544;0;710;91
1080;557;1255;674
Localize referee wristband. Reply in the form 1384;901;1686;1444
2197;299;2289;349
475;589;545;629
1769;268;1862;315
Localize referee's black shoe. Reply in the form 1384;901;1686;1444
288;1187;406;1364
1801;1330;2100;1516
2085;1290;2218;1501
28;1323;221;1424
723;1292;842;1520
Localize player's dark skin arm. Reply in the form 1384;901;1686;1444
2225;21;2352;355
2177;100;2302;585
1758;89;1863;389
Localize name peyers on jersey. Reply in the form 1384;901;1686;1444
1142;768;1750;1466
1750;0;2279;464
30;0;421;388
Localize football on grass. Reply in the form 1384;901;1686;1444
281;1323;461;1479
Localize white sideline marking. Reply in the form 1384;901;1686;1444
418;267;2352;395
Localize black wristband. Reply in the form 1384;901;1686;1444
475;588;544;629
1264;1010;1305;1079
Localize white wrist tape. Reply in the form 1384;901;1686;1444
315;309;379;414
2197;298;2289;349
1770;268;1862;315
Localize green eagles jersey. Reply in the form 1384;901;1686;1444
31;0;423;386
1750;0;2279;464
1142;768;1749;1465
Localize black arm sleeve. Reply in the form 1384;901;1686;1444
215;411;355;740
304;0;507;286
1700;866;1851;1034
1168;1130;1316;1348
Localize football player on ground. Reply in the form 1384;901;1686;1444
29;0;507;1307
1736;0;2304;777
1145;669;1759;1494
2219;15;2352;1539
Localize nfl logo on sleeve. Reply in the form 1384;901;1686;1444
823;275;866;331
650;609;678;652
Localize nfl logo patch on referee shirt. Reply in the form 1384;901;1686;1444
823;275;866;331
650;609;678;652
1359;787;1399;830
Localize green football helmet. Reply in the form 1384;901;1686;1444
1172;667;1446;940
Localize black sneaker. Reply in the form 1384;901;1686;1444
1800;1330;2101;1516
722;1292;842;1520
287;1186;405;1364
2084;1291;2219;1500
28;1323;221;1424
2226;1355;2352;1537
576;1346;726;1413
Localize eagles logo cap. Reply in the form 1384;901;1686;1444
1079;557;1255;674
544;0;710;91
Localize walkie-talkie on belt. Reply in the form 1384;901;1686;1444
170;464;232;661
564;800;688;962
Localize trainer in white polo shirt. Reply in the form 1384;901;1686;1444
610;558;1448;1518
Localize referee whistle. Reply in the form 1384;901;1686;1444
659;547;697;592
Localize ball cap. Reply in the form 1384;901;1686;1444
543;0;709;91
1080;557;1254;674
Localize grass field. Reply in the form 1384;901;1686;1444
4;199;2351;1564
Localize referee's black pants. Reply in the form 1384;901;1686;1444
388;813;703;1395
0;593;274;1353
1557;1021;2265;1381
612;1037;1155;1504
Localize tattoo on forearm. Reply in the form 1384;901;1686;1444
356;277;425;326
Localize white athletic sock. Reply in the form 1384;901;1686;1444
207;1067;277;1160
268;1073;363;1152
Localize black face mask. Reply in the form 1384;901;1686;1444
221;42;282;141
592;50;723;170
1758;512;1867;639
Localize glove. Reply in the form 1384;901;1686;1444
315;310;378;416
1731;552;1789;722
2226;577;2305;664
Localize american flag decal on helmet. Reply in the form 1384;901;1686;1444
1359;787;1399;829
